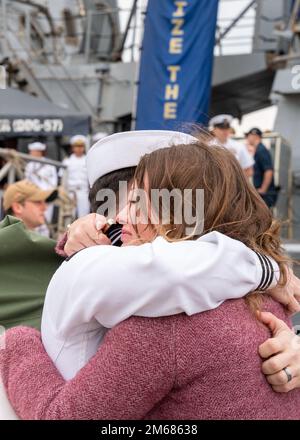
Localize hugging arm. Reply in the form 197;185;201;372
258;311;300;392
1;319;173;420
56;214;300;322
51;231;278;338
56;214;300;316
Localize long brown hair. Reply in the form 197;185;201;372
133;136;288;311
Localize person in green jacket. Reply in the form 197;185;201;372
0;215;63;330
3;179;57;237
0;180;62;329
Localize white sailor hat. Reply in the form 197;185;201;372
87;130;198;187
28;142;46;152
70;135;88;146
209;114;234;128
92;132;108;143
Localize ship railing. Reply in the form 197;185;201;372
215;0;299;57
216;0;257;55
0;0;145;64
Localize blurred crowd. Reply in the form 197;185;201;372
0;132;107;238
209;114;278;209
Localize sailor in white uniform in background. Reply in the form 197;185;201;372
63;135;90;218
209;114;254;178
25;142;58;190
25;142;58;226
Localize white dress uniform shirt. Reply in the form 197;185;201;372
223;138;254;170
63;154;90;217
41;232;279;380
25;162;58;190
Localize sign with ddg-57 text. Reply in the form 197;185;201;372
0;118;64;135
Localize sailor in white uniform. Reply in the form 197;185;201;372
63;135;90;218
209;114;254;178
25;142;58;226
25;142;58;191
41;131;279;381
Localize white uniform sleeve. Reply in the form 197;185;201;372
59;158;68;179
45;232;279;336
24;162;33;180
48;165;58;188
239;143;255;169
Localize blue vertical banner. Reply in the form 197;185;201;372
135;0;219;130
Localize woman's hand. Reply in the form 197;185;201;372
267;267;300;314
64;214;111;257
258;311;300;393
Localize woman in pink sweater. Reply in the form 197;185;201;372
1;140;300;419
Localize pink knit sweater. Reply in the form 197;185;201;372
55;232;68;257
1;298;300;420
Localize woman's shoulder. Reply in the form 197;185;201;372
203;296;288;319
169;297;291;345
108;315;176;339
105;297;290;335
199;297;288;324
100;316;177;376
101;315;178;355
101;298;291;352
